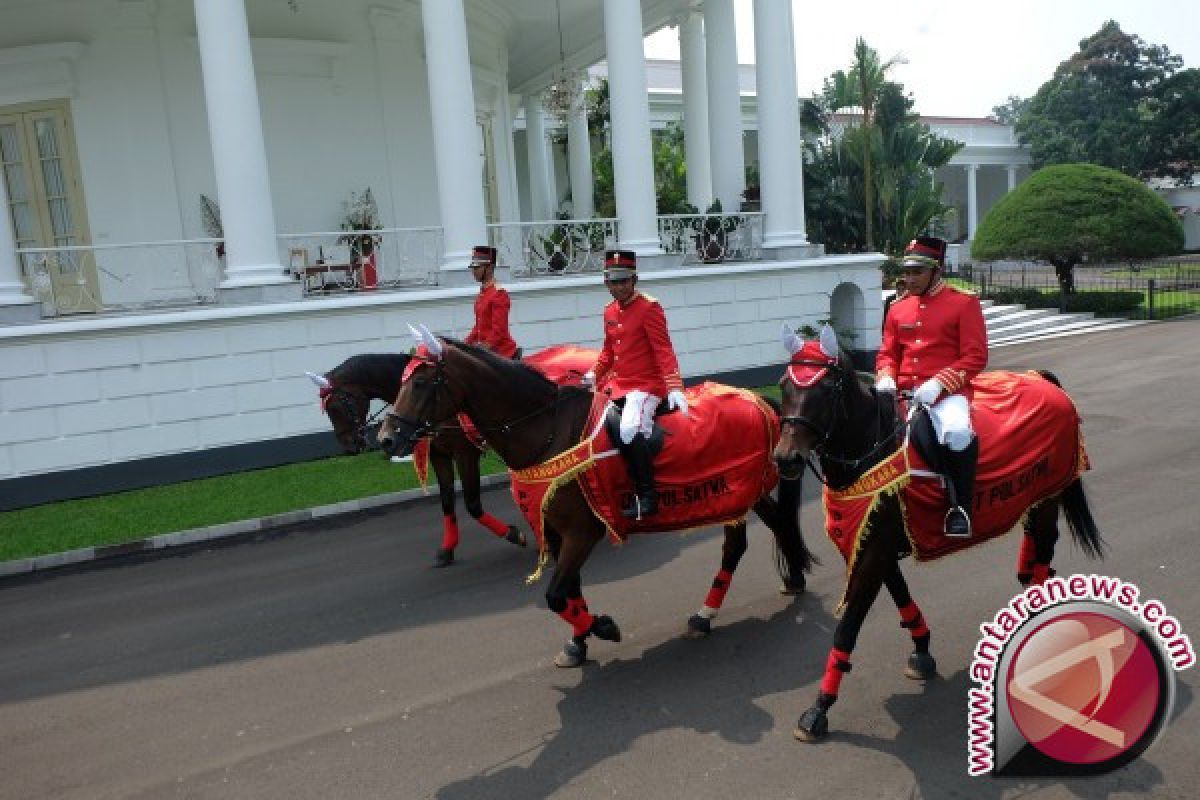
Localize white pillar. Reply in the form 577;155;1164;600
753;0;807;247
566;83;595;219
194;0;286;288
524;95;555;220
1007;164;1017;192
0;173;40;316
603;0;662;253
704;0;745;213
966;163;979;239
678;10;712;210
421;0;488;271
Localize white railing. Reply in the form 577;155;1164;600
277;226;441;294
657;211;764;265
15;239;223;317
487;218;618;279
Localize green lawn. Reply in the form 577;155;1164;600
2;388;785;563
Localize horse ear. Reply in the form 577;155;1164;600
418;323;444;359
406;323;422;345
780;322;802;355
304;371;332;390
819;323;839;359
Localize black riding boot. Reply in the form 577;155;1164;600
622;434;658;519
942;438;978;538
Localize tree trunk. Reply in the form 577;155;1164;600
1050;257;1077;294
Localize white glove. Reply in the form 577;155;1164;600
913;377;944;406
875;375;896;393
580;371;596;389
667;389;689;417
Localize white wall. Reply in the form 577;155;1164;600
0;256;883;480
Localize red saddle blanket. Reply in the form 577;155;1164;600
410;345;599;488
509;382;781;552
824;370;1090;585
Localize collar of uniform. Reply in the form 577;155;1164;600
479;280;496;293
925;277;946;297
617;290;643;309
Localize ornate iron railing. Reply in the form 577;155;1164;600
487;218;618;279
657;211;764;265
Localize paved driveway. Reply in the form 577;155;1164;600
1;321;1198;799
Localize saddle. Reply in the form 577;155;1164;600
601;403;667;457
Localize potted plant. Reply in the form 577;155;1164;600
200;194;224;259
533;211;575;272
693;199;740;263
339;188;382;289
741;163;761;212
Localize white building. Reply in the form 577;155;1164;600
1;0;888;507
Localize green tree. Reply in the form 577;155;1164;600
591;118;695;218
971;163;1184;292
1016;21;1187;181
989;95;1030;125
1144;68;1200;186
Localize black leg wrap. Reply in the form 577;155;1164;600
905;650;938;681
685;614;712;637
505;526;527;547
433;548;454;568
554;637;588;668
589;614;622;642
794;692;836;743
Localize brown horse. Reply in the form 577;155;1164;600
308;353;525;567
378;331;814;668
772;325;1103;742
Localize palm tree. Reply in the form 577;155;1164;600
824;38;906;252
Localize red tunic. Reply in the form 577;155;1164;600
876;281;988;398
465;284;517;358
592;292;683;400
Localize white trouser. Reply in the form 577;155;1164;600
928;393;974;452
618;390;661;444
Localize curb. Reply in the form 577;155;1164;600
0;472;513;580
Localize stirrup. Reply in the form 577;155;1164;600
943;506;972;538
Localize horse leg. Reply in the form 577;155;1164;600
430;449;460;568
684;521;748;638
752;470;814;595
1017;499;1060;586
795;542;893;743
884;566;937;680
455;447;526;549
544;515;613;668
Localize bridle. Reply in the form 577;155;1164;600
323;385;389;449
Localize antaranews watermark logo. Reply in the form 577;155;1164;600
967;574;1194;777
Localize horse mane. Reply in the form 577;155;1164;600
443;338;591;401
329;353;412;398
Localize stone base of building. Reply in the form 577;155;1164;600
0;301;43;325
218;282;304;305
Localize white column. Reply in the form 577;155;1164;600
603;0;662;253
753;0;807;247
678;9;712;210
421;0;488;271
0;174;39;312
566;83;595;219
704;0;745;213
194;0;285;288
966;163;979;239
1007;164;1017;192
524;95;555;220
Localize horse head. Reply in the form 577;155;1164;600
306;370;371;454
773;323;854;477
378;325;462;457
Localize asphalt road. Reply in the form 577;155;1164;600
2;321;1198;800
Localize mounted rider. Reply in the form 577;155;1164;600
465;245;519;358
876;236;988;537
582;250;689;520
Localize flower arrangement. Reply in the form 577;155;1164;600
338;187;382;258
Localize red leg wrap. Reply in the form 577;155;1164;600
477;512;509;537
558;597;595;638
1017;534;1037;581
898;601;930;639
441;515;460;551
703;569;735;609
1031;563;1051;585
820;648;853;697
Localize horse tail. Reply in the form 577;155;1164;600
1060;477;1105;560
1035;369;1063;388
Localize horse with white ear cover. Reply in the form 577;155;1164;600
305;371;332;389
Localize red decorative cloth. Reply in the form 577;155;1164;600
591;292;683;400
523;344;601;386
823;371;1090;611
465;284;517;358
877;282;988;398
509;383;781;578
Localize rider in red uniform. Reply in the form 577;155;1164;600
876;236;988;537
583;250;688;519
465;245;518;358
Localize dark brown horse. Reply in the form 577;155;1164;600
772;326;1103;742
378;332;814;668
308;353;525;567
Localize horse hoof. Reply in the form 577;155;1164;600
433;548;455;568
505;526;527;548
554;639;587;668
793;708;829;742
779;578;806;596
684;614;712;639
904;651;938;681
590;615;622;643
